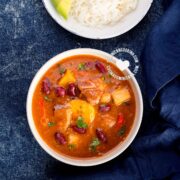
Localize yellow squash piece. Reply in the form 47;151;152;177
112;87;131;106
51;0;72;20
100;93;111;104
58;69;76;87
70;100;95;125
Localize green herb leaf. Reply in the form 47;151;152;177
68;144;76;150
89;138;100;152
44;96;52;102
76;116;88;129
118;126;126;136
108;73;112;78
59;67;66;74
78;63;86;71
102;76;106;81
48;122;56;127
122;101;130;106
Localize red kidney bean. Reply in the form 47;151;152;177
67;83;81;97
96;128;107;143
71;125;86;134
42;78;51;95
95;61;107;73
54;132;67;145
99;104;111;112
55;87;66;97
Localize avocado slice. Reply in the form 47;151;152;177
51;0;72;20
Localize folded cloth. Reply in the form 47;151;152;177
52;1;180;179
137;0;180;179
142;0;180;106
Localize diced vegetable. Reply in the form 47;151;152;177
95;61;107;73
59;67;66;74
78;63;86;71
58;70;76;87
122;101;131;106
116;113;125;128
96;128;107;143
55;108;72;132
112;87;131;106
99;104;111;112
39;97;48;126
67;83;81;96
55;132;67;145
100;114;116;130
76;116;88;129
51;0;72;20
70;100;95;125
55;86;66;97
68;144;76;150
44;96;52;102
118;126;126;136
100;93;111;104
68;134;81;146
48;122;56;127
89;138;100;151
42;78;51;95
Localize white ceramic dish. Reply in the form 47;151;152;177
42;0;153;39
26;48;143;166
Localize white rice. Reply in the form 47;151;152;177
70;0;138;27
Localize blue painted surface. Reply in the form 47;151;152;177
0;0;164;179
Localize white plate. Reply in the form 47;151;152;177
43;1;153;39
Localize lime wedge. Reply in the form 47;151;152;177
51;0;72;20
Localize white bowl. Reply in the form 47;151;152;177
26;48;143;166
42;0;153;39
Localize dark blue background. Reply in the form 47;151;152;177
0;0;166;179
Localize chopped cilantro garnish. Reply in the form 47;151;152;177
102;76;106;81
76;116;88;129
59;67;66;74
44;96;52;102
48;122;56;127
118;126;126;136
89;138;100;152
78;63;86;71
122;101;130;106
68;144;76;150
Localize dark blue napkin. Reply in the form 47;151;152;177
51;1;180;179
138;0;180;179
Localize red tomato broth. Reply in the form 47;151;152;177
32;55;136;158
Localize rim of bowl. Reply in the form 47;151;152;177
42;0;153;39
26;48;143;166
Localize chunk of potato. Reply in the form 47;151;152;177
54;108;72;133
100;93;111;104
58;69;76;87
112;87;131;106
70;100;95;125
68;133;81;146
100;114;116;131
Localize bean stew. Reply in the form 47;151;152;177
32;55;136;158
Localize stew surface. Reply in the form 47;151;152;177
32;55;136;158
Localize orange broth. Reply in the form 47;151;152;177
32;55;135;158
